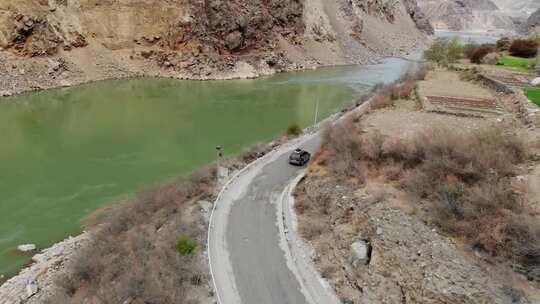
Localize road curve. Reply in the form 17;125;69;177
208;132;323;304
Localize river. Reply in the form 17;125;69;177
0;58;414;279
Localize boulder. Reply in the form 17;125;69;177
481;52;501;65
225;31;243;51
198;200;213;220
17;244;36;252
350;239;371;266
532;77;540;87
0;90;13;97
25;280;38;298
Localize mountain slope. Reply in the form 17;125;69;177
417;0;530;33
0;0;430;96
525;8;540;35
491;0;540;18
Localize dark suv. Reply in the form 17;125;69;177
289;149;311;166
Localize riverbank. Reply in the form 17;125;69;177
0;44;421;98
0;234;89;304
0;0;431;98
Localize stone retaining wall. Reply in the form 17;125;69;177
478;74;513;93
478;73;540;126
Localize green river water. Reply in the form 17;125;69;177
0;58;413;279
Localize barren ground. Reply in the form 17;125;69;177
294;69;540;303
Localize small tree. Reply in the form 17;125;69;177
424;38;464;66
447;38;465;63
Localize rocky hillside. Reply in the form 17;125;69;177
492;0;540;18
525;9;540;35
0;0;430;96
417;0;528;33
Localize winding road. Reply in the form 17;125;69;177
208;132;329;304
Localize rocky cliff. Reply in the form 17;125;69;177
525;9;540;35
0;0;429;96
492;0;540;18
417;0;530;33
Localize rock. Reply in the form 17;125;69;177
140;50;154;59
122;297;133;304
17;244;36;252
531;77;540;87
25;280;38;298
350;240;371;266
524;8;540;35
0;90;13;97
516;175;527;182
482;52;501;65
402;0;434;34
225;31;243;51
198;200;213;214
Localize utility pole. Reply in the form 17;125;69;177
314;95;320;126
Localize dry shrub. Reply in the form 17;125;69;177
370;92;393;109
299;220;329;241
394;80;416;100
369;64;426;107
320;121;538;279
469;44;495;64
294;181;334;240
410;65;428;81
321;117;365;182
50;174;215;303
380;162;404;182
395;128;535;278
241;142;271;163
496;37;511;51
509;39;539;58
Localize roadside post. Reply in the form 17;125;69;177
314;95;320;125
216;145;223;184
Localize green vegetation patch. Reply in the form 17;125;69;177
497;56;536;73
526;88;540;107
176;236;197;256
286;123;303;137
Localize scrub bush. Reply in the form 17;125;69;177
49;171;216;303
319;120;539;279
468;44;495;64
424;38;464;65
286;123;303;136
509;39;539;58
496;37;512;51
177;237;197;256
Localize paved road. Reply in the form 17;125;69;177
208;134;322;304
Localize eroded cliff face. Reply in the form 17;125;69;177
492;0;540;19
0;0;430;95
525;9;540;35
417;0;523;33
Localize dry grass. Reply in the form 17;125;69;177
369;65;425;109
319;117;540;280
